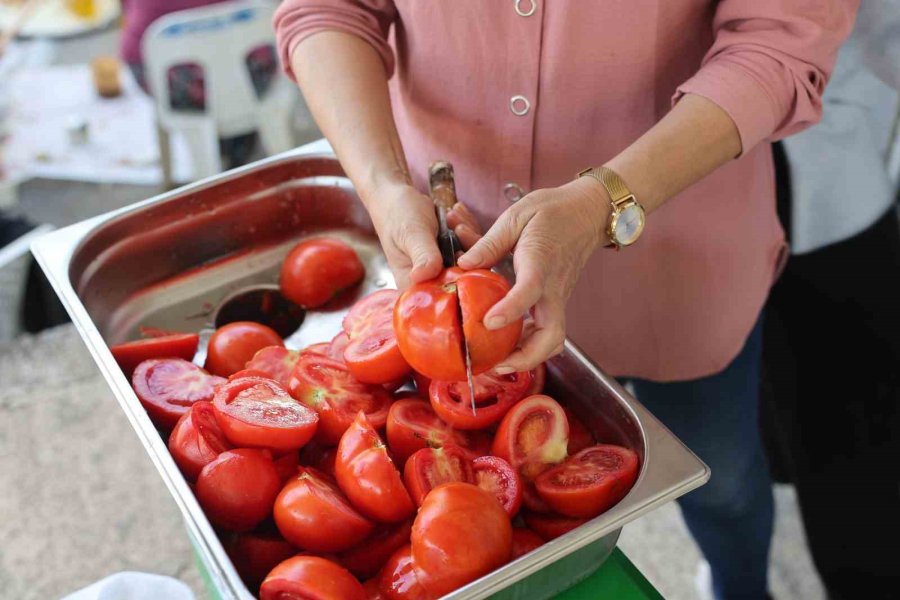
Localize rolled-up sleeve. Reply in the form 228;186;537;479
273;0;398;81
674;0;858;154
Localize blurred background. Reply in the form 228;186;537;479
1;1;898;599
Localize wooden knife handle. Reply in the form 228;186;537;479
429;161;458;210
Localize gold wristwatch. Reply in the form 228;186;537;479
577;166;646;249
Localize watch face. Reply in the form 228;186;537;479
613;204;645;246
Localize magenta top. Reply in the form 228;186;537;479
274;0;857;381
119;0;230;64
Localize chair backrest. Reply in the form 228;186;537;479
142;1;277;136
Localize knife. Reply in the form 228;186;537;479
428;161;477;415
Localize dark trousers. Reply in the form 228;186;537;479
761;143;900;599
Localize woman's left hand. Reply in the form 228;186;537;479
457;176;610;373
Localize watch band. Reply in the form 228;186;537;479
578;166;632;204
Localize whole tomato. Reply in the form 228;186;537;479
279;238;365;308
411;482;512;597
335;412;415;523
205;321;283;377
260;555;366;600
195;449;281;532
393;268;522;381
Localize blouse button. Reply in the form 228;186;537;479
509;95;530;116
504;183;524;203
514;0;537;17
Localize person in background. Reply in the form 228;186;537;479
274;2;857;599
120;0;278;168
761;1;900;597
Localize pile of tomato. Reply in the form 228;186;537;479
108;238;640;600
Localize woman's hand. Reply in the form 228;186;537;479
457;177;610;373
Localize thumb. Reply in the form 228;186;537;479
402;226;443;283
458;211;527;270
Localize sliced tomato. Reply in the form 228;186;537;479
337;519;413;579
522;482;552;513
289;353;392;445
341;290;411;385
302;341;332;357
535;444;639;518
385;399;475;465
110;332;199;377
168;400;231;481
527;363;547;396
378;545;430;600
212;376;318;452
300;442;338;479
245;346;302;389
274;466;374;552
394;268;523;381
205;321;284;377
510;528;545;559
260;555;366;600
279;238;366;309
403;446;474;507
564;407;595;455
224;531;298;591
472;456;522;517
522;510;589;541
335;412;414;523
196;449;281;532
491;394;569;480
228;368;272;381
429;370;532;430
273;451;299;483
132;358;225;431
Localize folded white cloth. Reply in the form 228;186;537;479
60;572;195;600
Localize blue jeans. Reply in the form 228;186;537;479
630;318;773;600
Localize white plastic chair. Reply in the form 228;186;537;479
142;1;298;184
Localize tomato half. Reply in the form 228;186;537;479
386;399;476;465
411;482;512;598
534;444;639;518
472;456;522;517
132;358;225;430
279;238;366;309
379;545;430;600
510;528;545;559
111;332;199;377
245;346;302;389
564;407;595;455
338;519;413;579
168;400;231;481
394;268;523;381
260;555;366;600
403;446;474;506
274;466;374;552
227;368;272;381
429;370;532;430
343;290;411;385
205;321;284;377
335;412;415;523
522;510;589;541
212;376;319;452
491;394;569;480
224;531;298;591
196;449;281;532
289;354;392;445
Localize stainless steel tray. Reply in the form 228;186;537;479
32;144;709;600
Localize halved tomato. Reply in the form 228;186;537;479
522;483;552;513
534;444;639;518
522;510;589;541
205;321;284;377
245;346;302;389
378;545;430;600
111;332;199;377
289;354;392;445
564;407;595;455
260;555;366;600
227;368;272;381
403;446;474;506
343;290;411;385
491;394;569;480
472;456;522;517
168;400;231;481
132;358;225;430
279;238;366;309
212;376;319;452
335;412;414;523
429;370;532;430
394;268;523;381
510;528;544;559
274;466;374;552
338;520;413;579
224;531;298;591
196;449;281;532
385;399;476;464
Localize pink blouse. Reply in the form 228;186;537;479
274;0;857;381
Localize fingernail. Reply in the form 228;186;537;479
485;315;507;329
494;366;514;375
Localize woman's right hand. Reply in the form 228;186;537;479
366;181;444;290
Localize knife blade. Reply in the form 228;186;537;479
428;161;477;416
